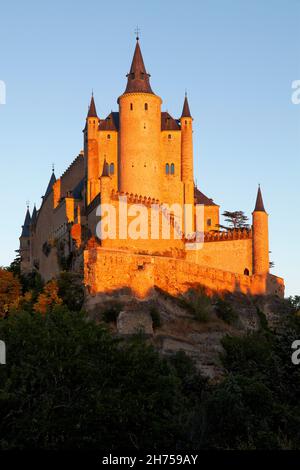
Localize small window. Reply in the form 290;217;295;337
207;219;212;227
165;163;169;175
170;163;175;175
145;103;148;110
130;103;133;110
168;134;171;140
244;268;250;276
107;134;111;140
109;163;115;175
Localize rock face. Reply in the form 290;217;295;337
86;289;291;381
117;310;153;336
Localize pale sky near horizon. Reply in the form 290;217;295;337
0;0;299;296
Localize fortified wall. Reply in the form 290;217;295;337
84;246;285;299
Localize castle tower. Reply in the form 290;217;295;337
84;94;100;205
19;205;31;274
252;186;269;275
99;158;111;204
118;37;162;200
180;94;194;208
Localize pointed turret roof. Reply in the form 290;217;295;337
21;207;31;237
87;94;98;118
181;93;192;118
254;185;266;212
44;171;56;199
31;205;37;225
124;39;154;94
101;158;110;177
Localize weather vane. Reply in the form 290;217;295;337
134;25;141;40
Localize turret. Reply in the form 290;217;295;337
180;93;194;207
118;37;162;200
19;205;31;274
84;94;100;205
99;158;111;204
252;186;269;275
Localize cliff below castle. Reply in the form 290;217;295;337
85;288;291;380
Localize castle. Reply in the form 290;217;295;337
19;38;285;299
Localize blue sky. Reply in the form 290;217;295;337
0;0;299;296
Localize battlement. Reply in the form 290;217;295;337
111;189;160;207
204;228;252;243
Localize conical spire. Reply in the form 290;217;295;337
181;93;192;118
101;158;110;177
44;170;56;199
31;204;37;225
254;185;266;212
87;93;98;118
21;207;31;237
124;39;154;94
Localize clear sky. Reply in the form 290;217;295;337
0;0;299;296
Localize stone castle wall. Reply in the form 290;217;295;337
84;247;285;299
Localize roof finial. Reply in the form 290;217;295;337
134;25;141;41
26;200;30;209
185;88;187;98
52;163;55;173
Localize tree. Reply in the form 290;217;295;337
219;211;249;230
0;268;21;317
33;280;63;314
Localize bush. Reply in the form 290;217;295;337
102;301;123;323
180;287;213;323
215;298;238;325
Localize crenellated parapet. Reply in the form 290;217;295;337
204;228;252;243
110;189;159;207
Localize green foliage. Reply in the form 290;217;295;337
0;307;195;450
57;272;84;312
180;287;213;322
149;306;161;328
219;210;249;230
102;301;123;323
215;298;239;325
289;295;300;314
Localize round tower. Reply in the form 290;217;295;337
118;38;162;200
180;93;194;186
84;94;100;205
252;186;269;275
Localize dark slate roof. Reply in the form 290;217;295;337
194;187;218;206
99;112;119;131
124;39;154;94
44;172;56;199
254;186;266;212
72;178;84;200
21;208;31;237
181;94;192;118
101;159;110;177
161;112;180;131
31;205;37;225
87;95;98;118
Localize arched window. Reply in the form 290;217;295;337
109;163;115;175
107;134;111;140
145;103;148;110
130;103;133;110
244;268;250;276
165;163;169;175
168;134;171;140
170;163;175;175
